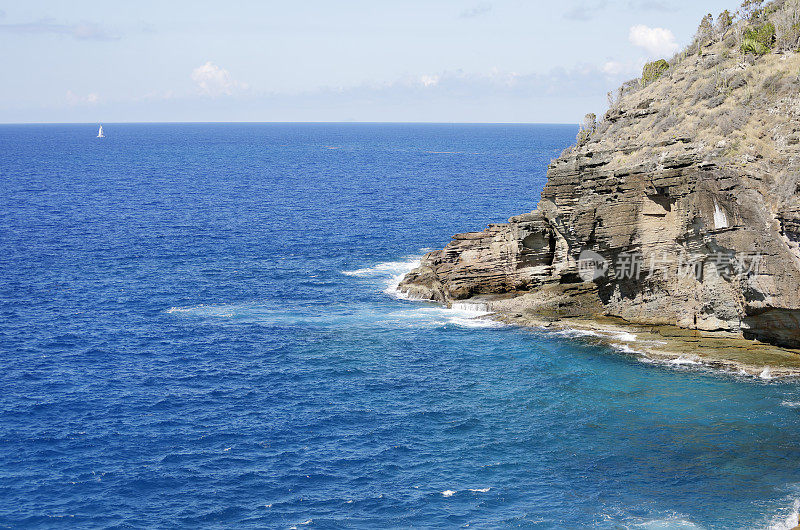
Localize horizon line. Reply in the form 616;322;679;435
0;120;580;127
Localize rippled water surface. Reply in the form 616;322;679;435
2;123;800;528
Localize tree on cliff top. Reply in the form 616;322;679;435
716;9;734;33
741;0;765;19
695;13;715;45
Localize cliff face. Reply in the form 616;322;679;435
399;1;800;349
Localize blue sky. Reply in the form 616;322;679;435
1;0;735;123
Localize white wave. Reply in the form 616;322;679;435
342;255;504;327
638;519;703;529
165;302;311;324
386;281;421;300
553;328;639;343
447;316;502;329
385;260;422;299
451;301;491;313
616;344;645;355
166;304;236;317
166;302;355;327
635;353;705;370
781;401;800;409
668;356;701;366
342;256;422;299
636;357;792;380
166;297;501;331
597;506;702;528
342;259;419;277
441;490;456;497
468;487;491;493
552;329;602;339
607;331;638;342
386;306;503;330
768;498;800;530
446;302;498;327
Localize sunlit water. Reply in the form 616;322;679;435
1;123;800;528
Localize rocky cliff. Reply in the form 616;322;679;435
400;0;800;351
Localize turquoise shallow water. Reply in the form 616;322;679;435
1;123;800;528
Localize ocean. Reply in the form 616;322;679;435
1;123;800;528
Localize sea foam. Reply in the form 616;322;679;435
668;357;702;366
342;256;422;299
767;497;800;530
166;304;236;318
344;256;503;329
386;306;503;330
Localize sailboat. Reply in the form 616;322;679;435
97;125;105;138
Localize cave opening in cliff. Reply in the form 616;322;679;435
522;231;556;266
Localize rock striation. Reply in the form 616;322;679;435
400;1;800;352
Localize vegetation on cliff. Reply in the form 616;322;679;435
641;60;670;85
597;0;800;208
742;22;777;54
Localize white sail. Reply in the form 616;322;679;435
97;125;105;138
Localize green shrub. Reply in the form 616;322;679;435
741;22;776;55
642;59;669;85
741;38;771;55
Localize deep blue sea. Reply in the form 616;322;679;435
2;123;800;529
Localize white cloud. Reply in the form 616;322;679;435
381;65;630;100
601;60;642;77
629;0;675;11
35;63;636;123
191;62;248;97
134;90;175;102
601;61;624;76
487;67;520;86
0;18;118;40
629;24;679;57
65;90;100;106
564;1;609;21
420;74;440;88
72;22;113;40
459;3;492;19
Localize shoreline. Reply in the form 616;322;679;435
446;296;800;379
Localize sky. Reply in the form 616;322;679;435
0;0;737;124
